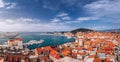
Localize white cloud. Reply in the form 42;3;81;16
58;16;99;24
85;0;120;15
84;0;120;23
0;0;16;9
51;12;71;23
0;0;5;8
62;16;71;20
77;17;98;21
0;18;40;24
51;18;60;23
16;18;40;24
6;3;16;9
0;18;72;32
51;13;98;24
5;19;16;24
57;12;68;17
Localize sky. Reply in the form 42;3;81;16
0;0;120;32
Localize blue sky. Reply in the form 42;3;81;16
0;0;120;32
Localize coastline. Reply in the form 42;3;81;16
0;32;75;49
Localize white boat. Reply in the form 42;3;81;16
24;40;44;45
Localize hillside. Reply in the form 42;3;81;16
71;28;95;33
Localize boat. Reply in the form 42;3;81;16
24;40;44;45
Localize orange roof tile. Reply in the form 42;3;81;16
105;58;111;62
87;46;93;51
93;58;102;62
36;48;42;54
84;41;91;45
62;51;70;56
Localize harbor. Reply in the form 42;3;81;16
0;0;120;62
0;31;120;62
0;32;74;49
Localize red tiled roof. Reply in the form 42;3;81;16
36;48;42;54
15;38;23;41
9;39;15;42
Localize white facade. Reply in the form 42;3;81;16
7;38;23;49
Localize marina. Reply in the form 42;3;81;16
0;31;120;62
0;32;75;49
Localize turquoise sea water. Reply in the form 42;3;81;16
0;32;74;49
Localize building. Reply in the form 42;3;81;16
8;39;16;46
7;38;23;49
75;38;84;46
64;32;74;38
15;38;23;49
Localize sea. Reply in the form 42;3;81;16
0;32;74;49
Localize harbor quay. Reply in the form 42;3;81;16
0;31;120;62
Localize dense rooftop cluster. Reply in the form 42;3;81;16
0;32;120;62
34;32;120;62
